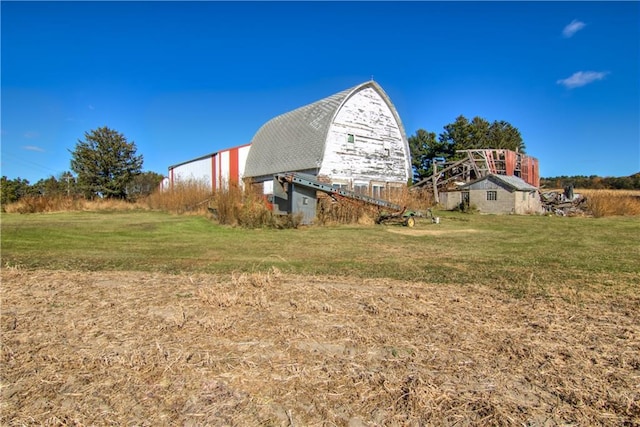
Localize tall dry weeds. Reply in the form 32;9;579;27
212;184;301;228
3;181;439;226
316;195;370;225
582;189;640;217
404;186;435;211
315;186;434;225
3;196;83;213
144;179;213;215
2;196;146;214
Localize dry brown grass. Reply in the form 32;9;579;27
2;196;147;214
316;195;374;225
144;179;213;215
2;268;638;426
2;183;438;229
212;183;288;228
581;189;640;217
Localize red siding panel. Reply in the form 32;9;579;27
229;147;239;185
506;151;516;176
211;155;217;192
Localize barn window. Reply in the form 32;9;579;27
487;191;497;201
372;184;383;199
347;134;355;143
354;183;368;196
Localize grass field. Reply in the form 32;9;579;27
1;210;639;425
2;210;639;295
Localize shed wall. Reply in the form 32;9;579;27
440;191;462;210
513;191;543;214
469;188;516;214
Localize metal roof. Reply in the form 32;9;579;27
167;143;251;171
463;174;539;191
168;151;217;170
244;81;405;179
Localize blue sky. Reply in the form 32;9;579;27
2;1;639;183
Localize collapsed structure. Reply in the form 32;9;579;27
414;149;540;192
412;149;542;214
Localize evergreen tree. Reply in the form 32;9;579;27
407;129;449;182
408;115;526;182
70;127;143;199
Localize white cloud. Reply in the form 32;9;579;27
23;131;40;139
556;71;609;89
23;145;46;152
562;19;586;38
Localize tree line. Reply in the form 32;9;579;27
0;172;164;206
540;174;640;190
1;127;164;208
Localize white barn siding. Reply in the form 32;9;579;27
167;144;251;192
320;88;410;186
160;177;170;192
219;151;230;187
170;155;214;189
238;145;250;184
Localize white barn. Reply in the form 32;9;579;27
244;80;411;200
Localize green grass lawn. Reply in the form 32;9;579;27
2;210;638;296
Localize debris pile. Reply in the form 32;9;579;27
541;186;589;216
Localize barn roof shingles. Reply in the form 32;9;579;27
244;81;402;179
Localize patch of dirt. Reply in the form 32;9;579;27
2;269;639;426
387;228;481;236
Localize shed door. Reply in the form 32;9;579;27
462;191;470;206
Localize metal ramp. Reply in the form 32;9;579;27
272;172;413;225
276;173;403;211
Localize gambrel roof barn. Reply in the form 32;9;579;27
244;80;412;196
